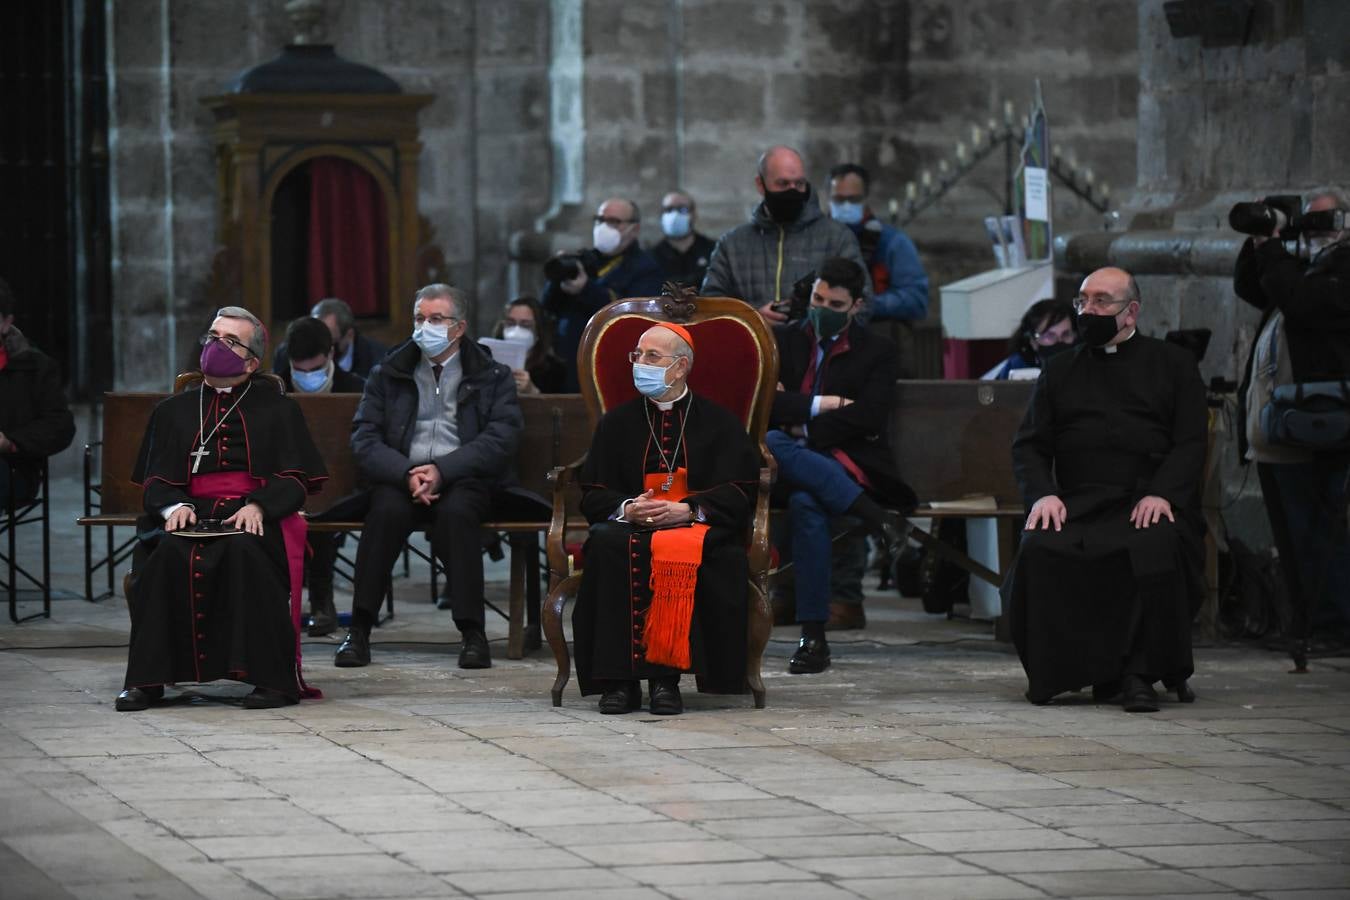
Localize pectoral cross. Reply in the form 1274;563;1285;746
190;446;210;473
661;472;674;492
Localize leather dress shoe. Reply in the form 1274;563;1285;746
789;636;831;674
598;681;641;714
307;595;338;637
114;685;164;711
1121;675;1159;713
826;602;866;631
1168;678;1196;703
334;628;371;667
1092;680;1122;703
648;678;684;715
241;687;295;709
458;629;492;669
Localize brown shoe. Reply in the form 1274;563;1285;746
826;602;866;631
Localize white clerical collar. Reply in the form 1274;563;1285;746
208;383;234;393
1103;328;1137;354
654;385;689;411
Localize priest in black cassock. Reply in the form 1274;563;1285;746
117;307;326;712
1003;267;1208;713
573;322;760;715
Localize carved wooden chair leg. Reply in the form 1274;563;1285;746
542;573;582;707
745;580;771;709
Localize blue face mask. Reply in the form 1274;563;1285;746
633;361;673;398
661;209;692;239
830;201;865;226
291;363;331;393
413;323;452;358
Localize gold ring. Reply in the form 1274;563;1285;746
646;516;654;524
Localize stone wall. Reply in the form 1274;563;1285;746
109;0;1140;389
109;0;552;389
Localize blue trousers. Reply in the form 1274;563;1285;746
766;429;863;623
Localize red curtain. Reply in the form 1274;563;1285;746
307;157;389;317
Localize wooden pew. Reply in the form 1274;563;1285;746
77;389;590;658
889;379;1034;591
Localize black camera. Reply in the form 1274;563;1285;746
543;248;603;284
772;271;814;322
1229;194;1348;239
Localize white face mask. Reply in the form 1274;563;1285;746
593;222;624;255
502;325;536;348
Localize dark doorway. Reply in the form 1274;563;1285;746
0;0;112;397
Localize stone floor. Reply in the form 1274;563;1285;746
3;457;1349;899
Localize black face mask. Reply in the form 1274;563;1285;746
1075;312;1121;347
763;186;809;223
1035;341;1073;367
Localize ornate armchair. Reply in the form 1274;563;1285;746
542;288;780;708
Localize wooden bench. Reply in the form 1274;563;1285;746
889;379;1034;592
77;389;590;659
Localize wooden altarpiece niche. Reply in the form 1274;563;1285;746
201;45;433;347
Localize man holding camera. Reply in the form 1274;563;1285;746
701;146;868;325
542;197;664;391
1234;189;1350;640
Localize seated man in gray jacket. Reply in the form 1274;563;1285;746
336;283;523;670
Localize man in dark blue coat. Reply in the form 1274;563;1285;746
335;284;522;670
542;197;664;391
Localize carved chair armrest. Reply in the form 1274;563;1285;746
545;453;587;586
746;443;777;578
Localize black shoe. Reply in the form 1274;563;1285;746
308;595;338;637
458;629;492;669
334;628;371;667
1092;680;1122;703
1168;678;1196;703
789;636;831;674
241;687;295;709
598;681;641;714
114;685;163;711
1121;675;1159;713
437;591;454;611
649;678;684;715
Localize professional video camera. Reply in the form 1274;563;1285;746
1229;195;1348;240
543;248;603;284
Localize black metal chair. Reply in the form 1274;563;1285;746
5;458;52;623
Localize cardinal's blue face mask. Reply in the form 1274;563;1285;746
633;361;673;398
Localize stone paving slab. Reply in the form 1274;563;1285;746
4;478;1350;898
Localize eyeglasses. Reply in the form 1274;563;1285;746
1033;328;1075;346
199;333;255;358
593;215;634;228
628;350;677;365
413;314;459;327
1072;294;1129;314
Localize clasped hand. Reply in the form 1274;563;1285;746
626;489;692;527
408;464;443;506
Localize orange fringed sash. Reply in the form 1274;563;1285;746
642;468;707;669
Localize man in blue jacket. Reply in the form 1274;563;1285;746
827;163;929;323
336;283;522;670
542;197;664;391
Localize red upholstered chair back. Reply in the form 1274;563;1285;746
576;290;780;441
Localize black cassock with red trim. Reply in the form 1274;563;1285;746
124;377;326;700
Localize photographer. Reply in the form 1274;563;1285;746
1234;189;1350;639
541;197;663;391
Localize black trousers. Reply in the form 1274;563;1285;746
352;480;493;631
306;532;339;606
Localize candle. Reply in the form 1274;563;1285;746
938;158;950;176
955;141;967;164
971;125;983;148
1084;168;1095;186
905;181;917;201
887;198;899;217
1003;99;1014;124
921;170;933;189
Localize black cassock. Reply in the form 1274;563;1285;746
125;379;326;699
572;392;760;696
1003;335;1208;701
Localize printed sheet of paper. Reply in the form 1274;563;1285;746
1024;166;1049;222
479;337;528;372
